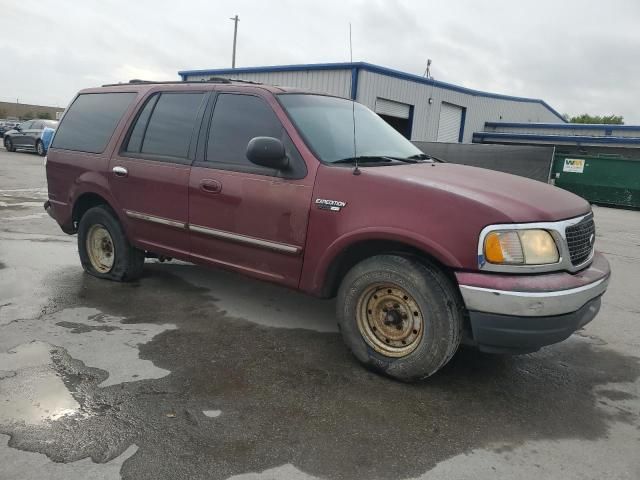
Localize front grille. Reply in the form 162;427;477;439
565;215;595;266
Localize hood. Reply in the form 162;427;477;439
368;162;590;222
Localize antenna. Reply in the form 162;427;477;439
349;23;360;176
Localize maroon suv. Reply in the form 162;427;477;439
45;80;610;381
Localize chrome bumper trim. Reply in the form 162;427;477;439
459;276;609;317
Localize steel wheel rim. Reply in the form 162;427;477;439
356;283;424;357
86;224;115;273
37;142;44;155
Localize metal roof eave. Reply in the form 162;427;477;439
485;121;640;132
177;62;567;123
473;131;640;145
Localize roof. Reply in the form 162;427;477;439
473;131;640;146
485;121;640;132
178;61;566;122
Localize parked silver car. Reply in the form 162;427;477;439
3;120;58;156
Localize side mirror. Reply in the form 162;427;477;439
246;136;289;170
15;125;21;131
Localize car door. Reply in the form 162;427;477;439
28;121;43;148
12;120;33;147
109;90;209;259
188;92;313;287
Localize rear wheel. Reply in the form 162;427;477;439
77;205;145;281
337;255;463;381
4;137;15;152
36;140;45;156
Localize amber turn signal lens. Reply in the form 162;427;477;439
484;232;505;263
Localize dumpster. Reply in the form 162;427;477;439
552;153;640;209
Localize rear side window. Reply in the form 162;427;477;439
126;95;158;153
206;94;282;166
125;92;205;160
52;92;136;153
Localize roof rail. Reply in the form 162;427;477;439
101;77;235;87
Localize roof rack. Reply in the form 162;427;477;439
101;77;263;87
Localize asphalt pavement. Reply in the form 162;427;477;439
0;148;638;480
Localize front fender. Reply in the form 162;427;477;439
301;226;463;296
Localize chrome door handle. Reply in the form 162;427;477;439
112;166;128;177
200;179;222;193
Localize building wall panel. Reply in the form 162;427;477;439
184;69;351;98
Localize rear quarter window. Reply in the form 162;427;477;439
52;92;136;153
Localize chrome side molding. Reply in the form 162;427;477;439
189;224;300;255
124;209;300;255
124;210;187;229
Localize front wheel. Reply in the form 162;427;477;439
337;255;463;382
77;205;145;281
4;137;15;152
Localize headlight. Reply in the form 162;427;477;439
484;229;559;265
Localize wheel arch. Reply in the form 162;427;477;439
71;192;118;232
316;231;462;299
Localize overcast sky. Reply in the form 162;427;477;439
1;0;639;122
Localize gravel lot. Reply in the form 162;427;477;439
0;148;638;480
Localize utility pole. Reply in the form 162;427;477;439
423;59;432;79
230;14;239;68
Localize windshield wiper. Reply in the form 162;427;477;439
408;153;445;163
333;156;394;164
333;155;420;165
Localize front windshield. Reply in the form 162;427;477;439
278;94;423;163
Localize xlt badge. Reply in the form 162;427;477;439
315;198;346;211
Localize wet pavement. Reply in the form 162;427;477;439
0;149;639;479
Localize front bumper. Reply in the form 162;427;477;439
456;252;610;353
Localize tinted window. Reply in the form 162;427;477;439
140;92;204;158
125;94;159;153
20;121;34;130
52;92;136;153
207;94;282;166
32;121;44;130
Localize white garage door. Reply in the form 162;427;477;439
437;102;464;142
375;98;411;119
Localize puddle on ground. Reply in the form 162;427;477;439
0;264;637;480
202;410;222;418
0;342;81;425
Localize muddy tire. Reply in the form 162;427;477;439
77;205;145;281
337;255;463;382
